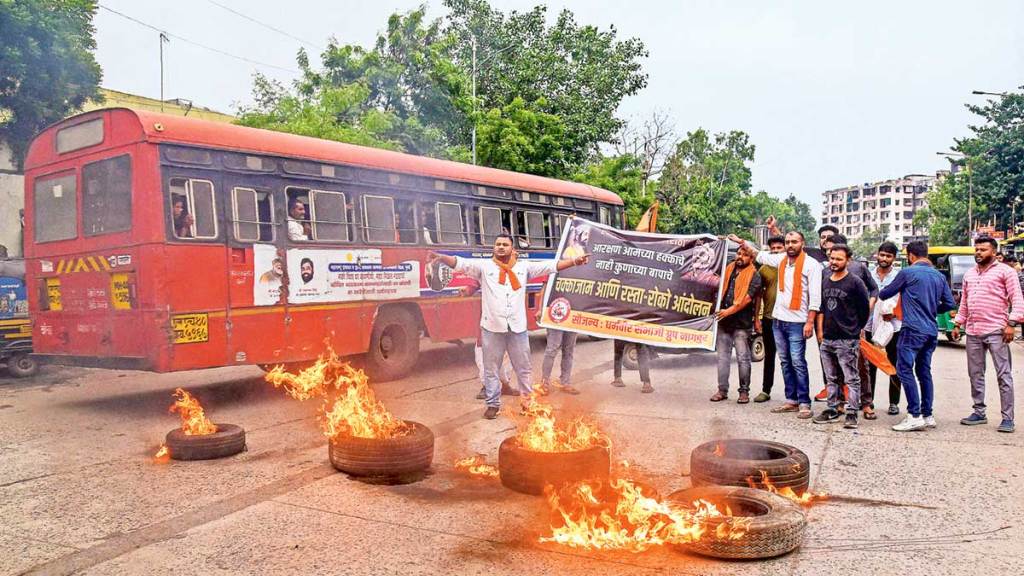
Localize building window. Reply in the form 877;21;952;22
82;155;132;236
33;173;78;243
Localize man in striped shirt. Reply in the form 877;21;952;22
952;236;1024;433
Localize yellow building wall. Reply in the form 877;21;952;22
82;88;236;123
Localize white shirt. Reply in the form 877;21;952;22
456;256;557;333
288;219;307;241
754;250;823;323
866;267;902;333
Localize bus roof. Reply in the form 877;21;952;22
27;108;623;206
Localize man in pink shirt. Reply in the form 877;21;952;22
952;236;1024;433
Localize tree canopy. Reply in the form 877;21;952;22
0;0;102;167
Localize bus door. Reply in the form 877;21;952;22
222;172;284;365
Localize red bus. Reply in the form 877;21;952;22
23;108;623;379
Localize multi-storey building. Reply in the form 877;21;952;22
821;172;946;246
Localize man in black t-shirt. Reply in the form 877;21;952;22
710;249;763;404
813;245;871;429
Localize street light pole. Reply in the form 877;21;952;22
159;33;169;112
471;35;477;165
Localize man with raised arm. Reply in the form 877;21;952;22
729;231;823;419
428;233;589;420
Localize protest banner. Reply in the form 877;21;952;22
539;218;727;349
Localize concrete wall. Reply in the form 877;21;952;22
0;141;24;258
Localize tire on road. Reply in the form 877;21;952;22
7;352;39;378
364;306;421;382
166;423;246;461
667;486;807;559
498;437;610;495
690;439;810;494
328;420;434;478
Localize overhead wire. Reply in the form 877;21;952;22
205;0;324;51
97;3;300;74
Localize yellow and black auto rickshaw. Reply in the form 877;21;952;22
926;246;974;343
0;259;36;377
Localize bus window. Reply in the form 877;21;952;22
555;213;570;238
516;210;550;248
169;178;217;239
33;173;78;243
599;206;611;226
310;190;350;242
284;188;312;241
436;202;467;245
395;198;416;244
477;206;511;245
364;195;396;243
82;155;132;236
232;187;274;242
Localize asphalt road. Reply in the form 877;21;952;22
2;336;1022;575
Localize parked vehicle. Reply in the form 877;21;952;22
927;246;973;343
0;259;36;378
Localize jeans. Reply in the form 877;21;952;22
966;331;1015;422
481;328;533;408
820;338;862;413
474;343;512;386
866;330;902;406
613;340;651;383
773;320;811;406
717;328;751;394
542;329;578;387
896;329;938;417
761;318;777;394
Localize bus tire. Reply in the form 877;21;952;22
7;353;39;378
621;343;640;371
751;333;765;363
365;306;420;382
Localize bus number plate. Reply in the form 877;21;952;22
171;313;208;344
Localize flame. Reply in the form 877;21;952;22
747;470;827;506
265;346;408;440
539;478;751;552
154;444;170;462
170;388;217;435
454;455;499;478
713;443;725;457
514;394;609;453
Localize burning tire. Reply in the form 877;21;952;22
365;307;421;382
166;423;246;461
667;486;806;559
690;439;810;494
498;437;610;495
328;420;434;479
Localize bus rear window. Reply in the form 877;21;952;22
34;174;77;243
56;118;103;153
82;155;132;236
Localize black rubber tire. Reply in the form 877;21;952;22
7;353;38;378
166;423;246;461
751;334;765;363
621;343;640;371
945;330;962;343
498;437;610;495
364;307;421;382
667;486;807;559
328;420;434;477
690;439;810;495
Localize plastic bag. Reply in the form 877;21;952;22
872;319;894;347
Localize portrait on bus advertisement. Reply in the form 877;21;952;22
539;218;727;349
252;244;419;305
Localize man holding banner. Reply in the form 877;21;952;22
710;249;763;404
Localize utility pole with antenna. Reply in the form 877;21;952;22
159;32;169;112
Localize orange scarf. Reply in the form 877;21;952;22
493;252;521;291
723;261;756;306
777;251;806;311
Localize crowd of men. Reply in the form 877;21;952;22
428;221;1022;434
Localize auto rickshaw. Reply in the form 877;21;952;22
927;246;974;343
0;259;36;378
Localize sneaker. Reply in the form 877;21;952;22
738;392;750;404
561;385;581;395
813;409;841;424
844;413;859;429
924;416;936;428
960;413;987;426
997;420;1015;433
892;415;925;432
483;406;499;420
771;403;799;413
641;382;654;394
475;387;486;400
814;388;828;402
610;378;626;388
797;405;813;419
887;404;900;416
753;392;771;403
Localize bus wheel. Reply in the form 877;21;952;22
7;353;39;378
365;307;420;382
621;343;640;371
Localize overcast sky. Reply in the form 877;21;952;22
94;0;1023;212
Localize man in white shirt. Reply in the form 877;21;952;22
730;231;822;419
287;198;310;241
428;233;589;419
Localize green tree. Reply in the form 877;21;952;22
0;0;102;167
850;224;890;258
572;154;649;228
470;97;568;177
914;172;975;245
443;0;648;168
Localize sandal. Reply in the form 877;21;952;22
709;391;727;402
863;406;877;420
